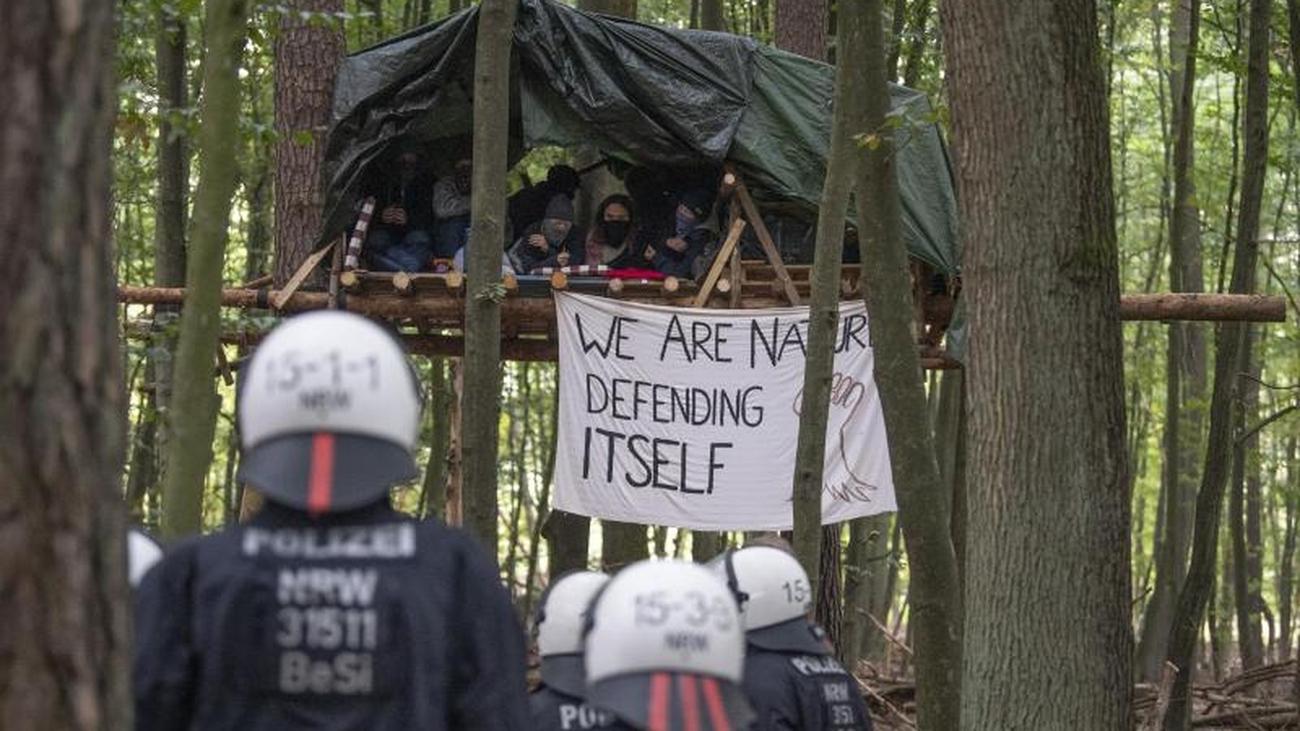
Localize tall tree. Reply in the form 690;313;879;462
461;0;516;556
1162;0;1271;725
273;0;344;287
789;0;858;601
1137;0;1204;683
849;0;963;723
126;4;192;520
943;0;1132;726
1229;333;1265;669
0;0;130;725
699;0;725;31
775;0;826;59
160;0;254;537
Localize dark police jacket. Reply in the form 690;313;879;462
134;501;530;731
742;648;873;730
530;684;620;731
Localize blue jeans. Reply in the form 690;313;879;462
433;215;471;259
365;228;435;272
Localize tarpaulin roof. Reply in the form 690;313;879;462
322;0;960;275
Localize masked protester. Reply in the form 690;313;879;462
133;311;530;731
646;188;714;279
584;194;641;269
583;560;755;730
711;546;874;730
509;194;584;273
364;150;436;272
433;158;473;258
530;571;619;730
508;164;581;240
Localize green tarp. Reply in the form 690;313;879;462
322;0;960;275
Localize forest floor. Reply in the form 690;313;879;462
858;659;1300;729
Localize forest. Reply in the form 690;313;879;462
1;0;1298;727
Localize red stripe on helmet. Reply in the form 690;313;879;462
701;677;732;731
679;674;701;731
648;672;671;731
307;433;336;516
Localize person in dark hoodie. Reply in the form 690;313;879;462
133;311;530;731
508;164;581;240
711;544;874;730
646;187;715;279
529;571;619;731
509;194;584;273
583;194;646;270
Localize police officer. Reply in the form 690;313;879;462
713;546;874;730
583;560;754;731
133;311;530;731
531;571;619;731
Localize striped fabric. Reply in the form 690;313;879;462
531;264;610;276
344;197;377;270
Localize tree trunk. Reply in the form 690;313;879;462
842;514;891;668
160;0;254;538
601;521;648;572
273;0;343;288
1137;0;1204;684
815;526;843;649
1289;0;1300;113
790;0;857;596
943;0;1132;726
899;0;930;88
1230;330;1265;669
1162;0;1271;724
692;530;721;562
0;0;130;725
579;0;637;18
421;357;451;520
547;510;592;574
775;0;827;60
848;0;963;724
1281;441;1298;661
699;0;725;31
884;0;906;80
461;0;515;557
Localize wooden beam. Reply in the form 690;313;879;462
693;218;747;307
271;241;334;310
118;286;1288;324
731;174;801;306
1118;293;1285;322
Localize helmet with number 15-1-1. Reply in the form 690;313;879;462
237;311;420;514
583;560;754;731
710;546;830;655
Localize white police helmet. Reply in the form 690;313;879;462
711;546;829;655
127;529;163;588
237;311;420;514
536;571;610;697
584;560;753;730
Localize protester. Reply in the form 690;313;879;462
433;158;473;257
584;560;754;730
711;545;874;730
508;164;581;239
646;188;714;278
584;194;644;269
530;571;619;731
364;150;436;272
510;194;584;272
133;311;530;731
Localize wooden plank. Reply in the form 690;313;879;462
732;177;801;305
693;218;747;307
270;241;334;310
729;241;743;309
119;287;1289;324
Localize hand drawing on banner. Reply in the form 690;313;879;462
792;371;880;505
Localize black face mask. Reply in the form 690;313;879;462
601;220;629;244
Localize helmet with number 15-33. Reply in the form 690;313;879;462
711;546;830;655
237;311;420;515
583;560;754;731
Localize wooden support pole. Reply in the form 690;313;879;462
730;174;801;306
1118;293;1284;322
550;270;568;291
271;241;334;310
393;271;414;296
693;218;747;307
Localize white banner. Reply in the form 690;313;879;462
552;292;896;531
